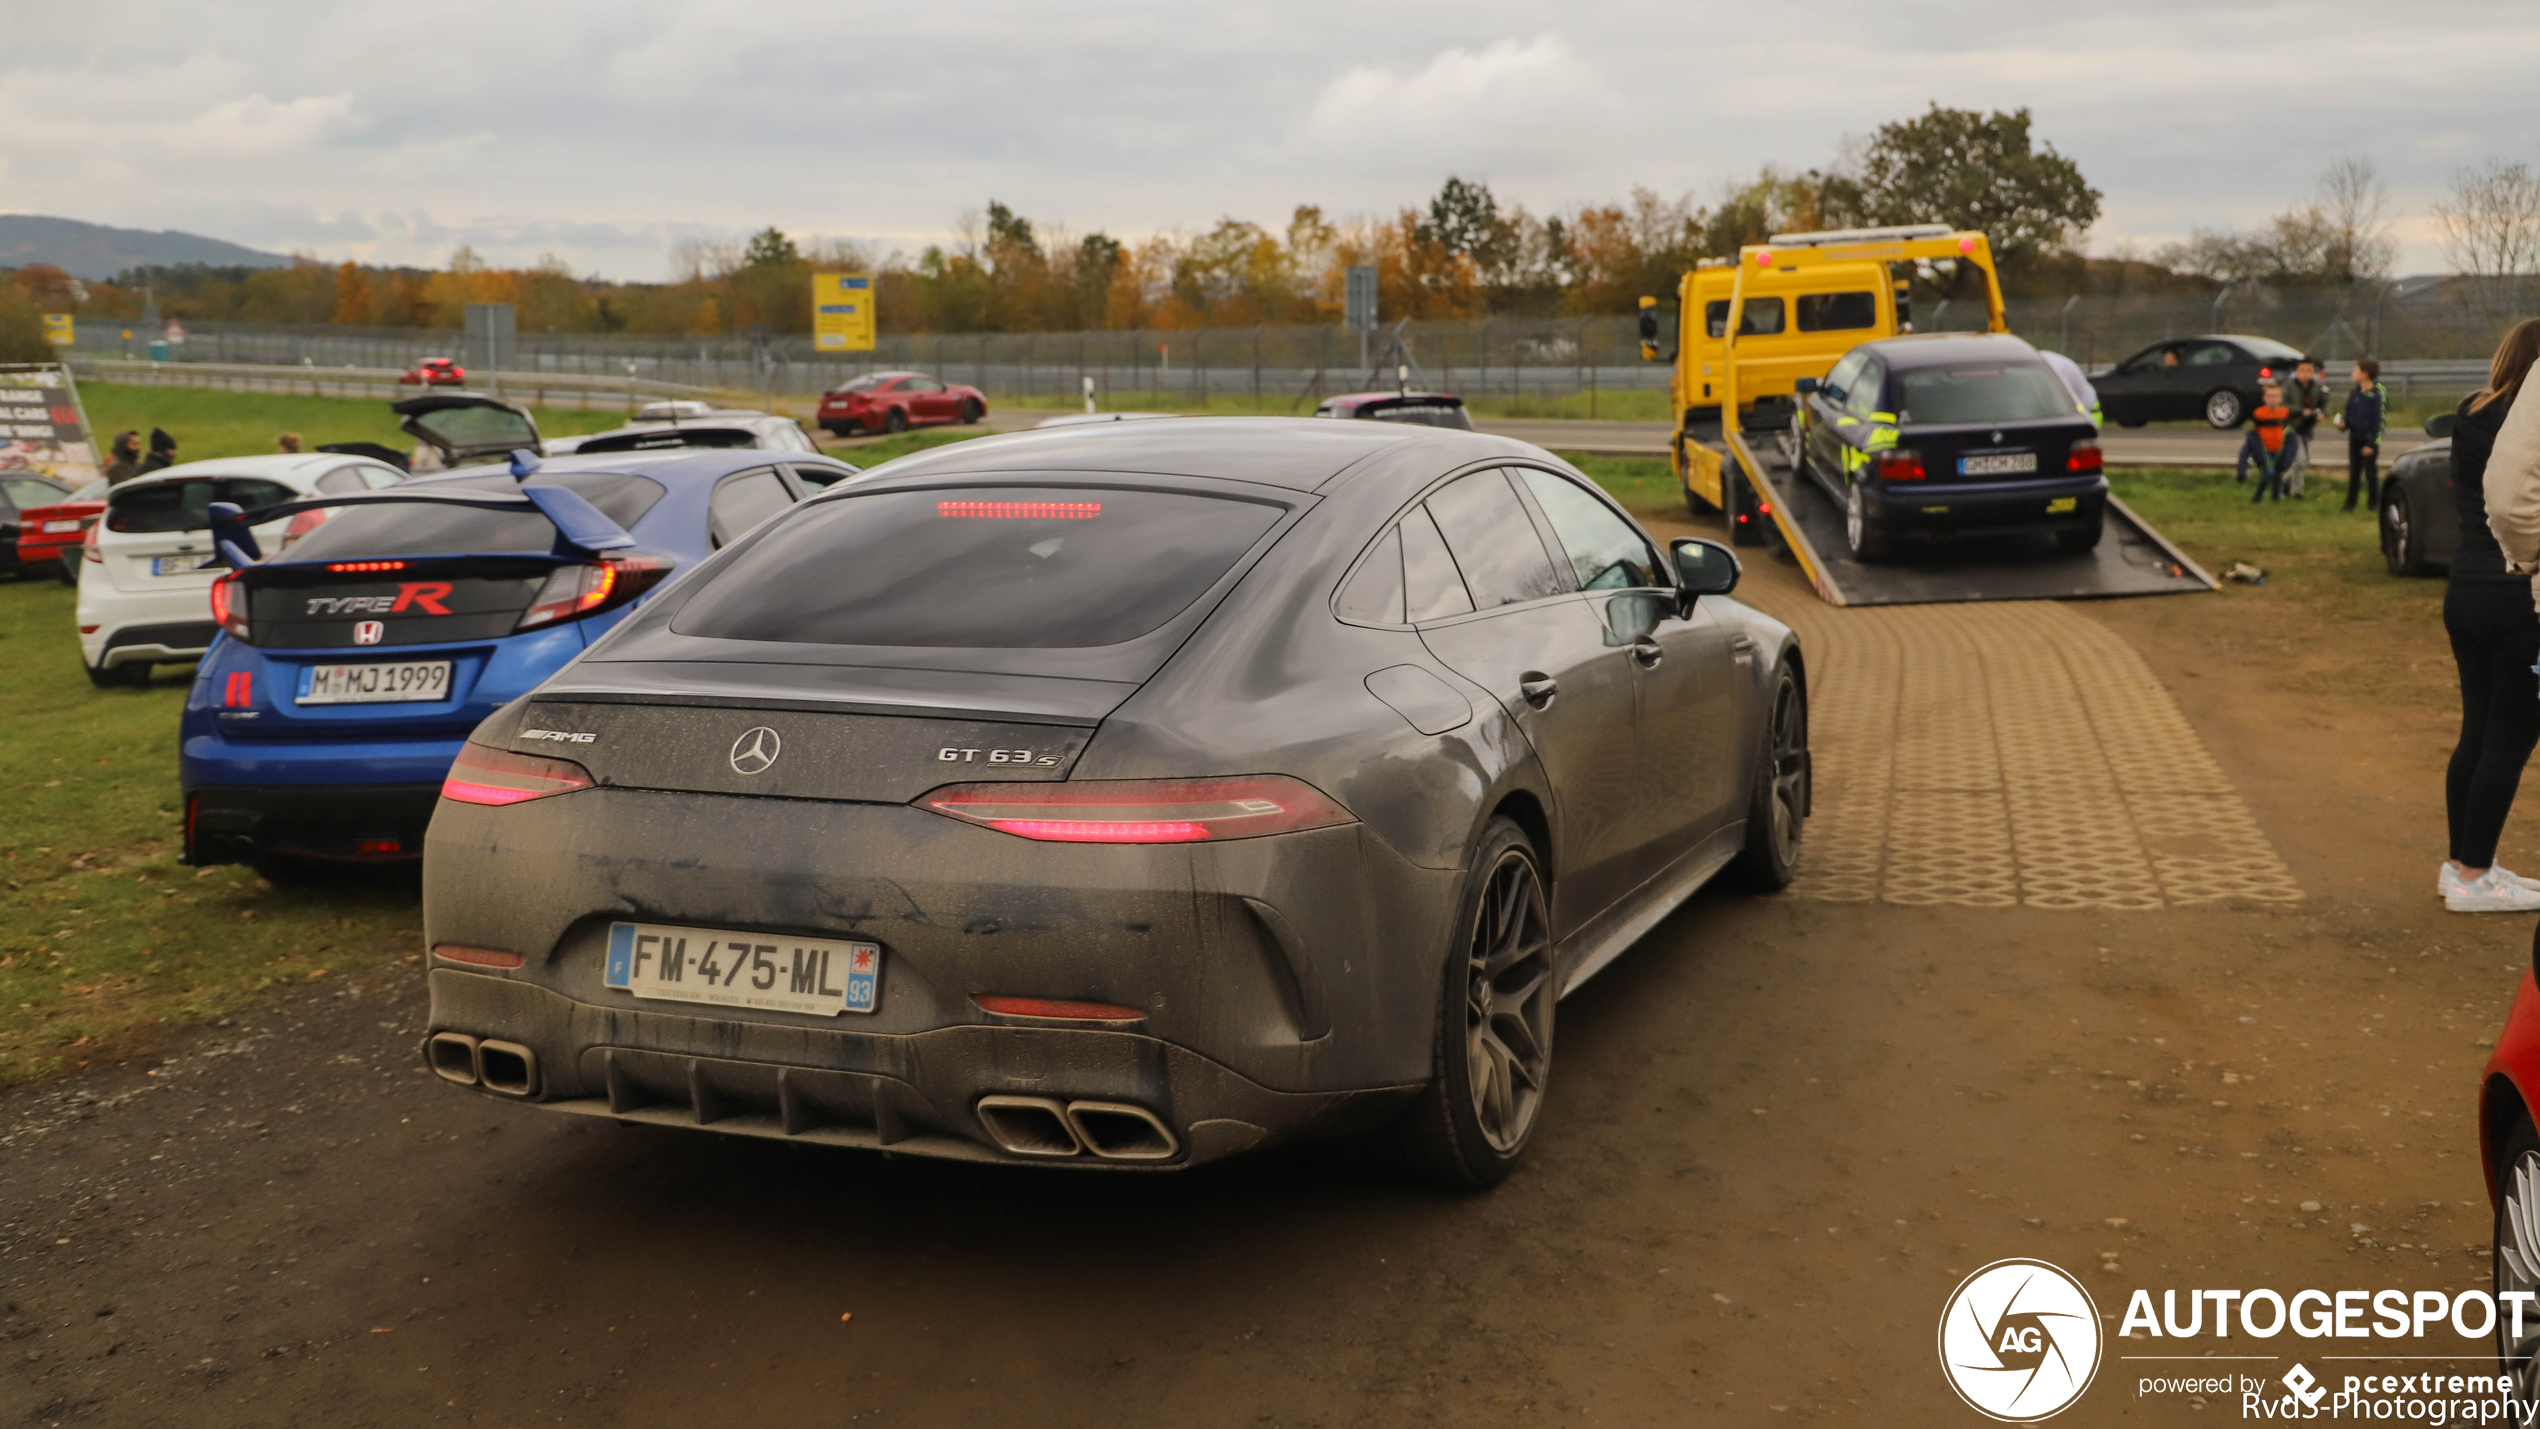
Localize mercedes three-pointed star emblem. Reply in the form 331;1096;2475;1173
729;726;782;776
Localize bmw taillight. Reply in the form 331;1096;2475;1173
2066;440;2104;474
209;571;249;641
441;744;594;806
1875;450;1926;481
515;552;672;632
918;776;1353;843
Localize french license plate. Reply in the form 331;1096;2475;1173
1959;453;2037;476
604;921;881;1016
152;553;217;575
294;660;452;705
43;519;80;533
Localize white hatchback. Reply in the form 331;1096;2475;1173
77;453;408;686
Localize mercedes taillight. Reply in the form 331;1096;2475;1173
918;776;1352;843
441;745;595;807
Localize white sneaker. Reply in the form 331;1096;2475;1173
2441;862;2540;894
2447;866;2540;913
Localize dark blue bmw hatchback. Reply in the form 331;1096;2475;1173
181;448;857;872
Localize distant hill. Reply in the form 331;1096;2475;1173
0;215;291;281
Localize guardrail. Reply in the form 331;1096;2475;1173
66;356;735;411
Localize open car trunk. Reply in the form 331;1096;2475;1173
394;392;544;468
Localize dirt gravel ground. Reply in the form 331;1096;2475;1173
2;534;2521;1426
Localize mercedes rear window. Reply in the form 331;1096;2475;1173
1895;364;2078;425
278;471;668;560
672;485;1284;648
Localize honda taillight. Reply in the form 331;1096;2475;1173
81;522;101;563
441;744;594;807
515;552;672;631
209;571;249;641
1875;450;1926;481
2066;440;2104;474
918;776;1353;843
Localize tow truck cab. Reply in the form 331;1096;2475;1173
1656;258;1905;428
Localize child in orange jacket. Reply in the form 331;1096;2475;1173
2248;383;2291;503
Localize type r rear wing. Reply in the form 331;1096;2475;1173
205;449;635;569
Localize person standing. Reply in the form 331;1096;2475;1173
2437;318;2540;910
102;430;141;484
2247;383;2291;503
138;427;177;474
2337;358;2389;512
2282;357;2329;498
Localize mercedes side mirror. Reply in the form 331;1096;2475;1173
1672;537;1739;602
2426;413;2457;439
1794;376;1820;395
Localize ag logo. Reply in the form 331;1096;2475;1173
728;726;782;776
1938;1259;2101;1421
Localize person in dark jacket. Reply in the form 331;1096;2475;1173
2337;358;2389;511
102;430;141;484
2438;318;2540;911
137;427;177;474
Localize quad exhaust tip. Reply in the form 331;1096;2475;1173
423;1031;540;1099
975;1095;1181;1161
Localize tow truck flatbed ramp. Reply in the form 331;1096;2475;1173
1721;431;2217;609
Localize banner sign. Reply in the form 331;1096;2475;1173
0;363;100;485
811;274;875;352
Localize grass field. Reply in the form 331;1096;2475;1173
0;579;421;1089
989;389;1678;423
79;381;644;465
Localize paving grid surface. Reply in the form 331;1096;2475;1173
1771;597;2303;909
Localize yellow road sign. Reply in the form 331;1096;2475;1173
41;314;72;345
811;274;875;351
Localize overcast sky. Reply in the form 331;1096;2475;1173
4;0;2535;280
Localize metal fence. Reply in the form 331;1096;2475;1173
63;282;2534;405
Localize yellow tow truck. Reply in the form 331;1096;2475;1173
1640;224;2007;538
1637;226;2212;607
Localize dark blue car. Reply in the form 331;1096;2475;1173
182;448;858;874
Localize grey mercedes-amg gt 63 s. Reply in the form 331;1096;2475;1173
421;418;1809;1187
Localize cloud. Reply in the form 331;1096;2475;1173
177;92;361;156
1304;35;1616;179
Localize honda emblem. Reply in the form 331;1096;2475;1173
353;620;385;645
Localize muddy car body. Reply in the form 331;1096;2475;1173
420;418;1809;1183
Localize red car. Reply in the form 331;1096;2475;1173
816;371;986;436
2478;948;2540;1398
398;357;466;387
8;474;97;585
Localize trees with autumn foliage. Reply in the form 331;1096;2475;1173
6;107;2133;337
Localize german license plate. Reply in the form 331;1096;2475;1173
43;519;80;533
1959;453;2037;476
294;660;452;704
152;553;217;575
604;921;881;1016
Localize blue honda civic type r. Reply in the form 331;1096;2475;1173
181;447;858;874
